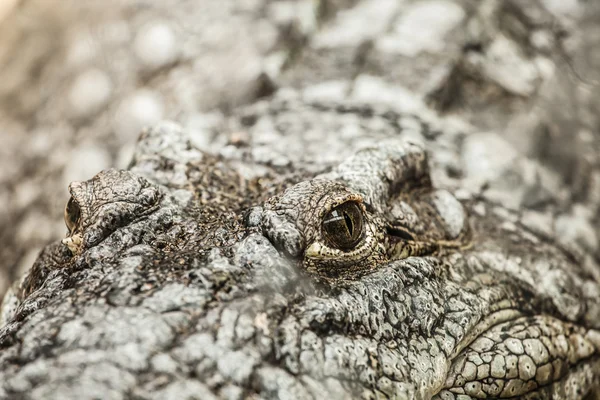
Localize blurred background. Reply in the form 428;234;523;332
0;0;599;298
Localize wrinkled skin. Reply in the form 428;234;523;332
62;169;163;255
1;118;599;400
258;140;600;399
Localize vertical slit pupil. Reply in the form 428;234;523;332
343;212;353;237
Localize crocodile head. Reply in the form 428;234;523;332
1;127;599;400
255;139;600;399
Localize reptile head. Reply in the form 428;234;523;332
258;139;600;399
3;130;599;399
62;169;162;254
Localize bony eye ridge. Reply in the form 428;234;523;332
322;201;364;250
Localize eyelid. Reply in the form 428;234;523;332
320;193;364;219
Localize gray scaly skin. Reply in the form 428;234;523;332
0;117;599;400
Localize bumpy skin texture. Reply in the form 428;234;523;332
1;111;599;400
62;169;163;254
262;141;469;280
2;0;600;398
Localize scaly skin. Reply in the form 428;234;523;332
0;115;599;400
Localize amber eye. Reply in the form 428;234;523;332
322;202;364;250
64;197;81;233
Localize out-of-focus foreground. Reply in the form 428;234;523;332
0;0;599;300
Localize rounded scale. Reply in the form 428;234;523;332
322;201;364;251
64;197;81;233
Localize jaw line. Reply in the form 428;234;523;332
449;307;524;361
